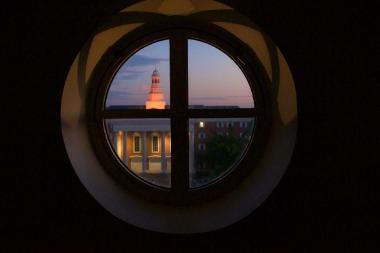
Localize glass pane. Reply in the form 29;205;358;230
106;40;170;109
105;118;171;188
189;118;255;188
188;39;254;109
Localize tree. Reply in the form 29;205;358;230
192;123;253;186
205;126;250;176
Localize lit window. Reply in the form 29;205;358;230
133;134;141;153
152;135;159;153
199;121;204;128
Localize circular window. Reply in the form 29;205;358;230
61;0;297;233
86;24;271;204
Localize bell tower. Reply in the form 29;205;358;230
145;69;166;109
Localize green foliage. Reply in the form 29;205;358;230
207;126;250;176
192;124;252;186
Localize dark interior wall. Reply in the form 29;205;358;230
2;0;378;251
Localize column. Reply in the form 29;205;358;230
113;131;118;151
161;132;166;173
142;131;147;173
123;131;128;165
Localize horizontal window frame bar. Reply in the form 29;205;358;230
188;108;256;118
102;108;256;119
103;109;171;119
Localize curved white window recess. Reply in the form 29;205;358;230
61;0;297;234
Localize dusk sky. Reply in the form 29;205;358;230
106;39;254;108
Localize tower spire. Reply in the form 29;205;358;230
146;69;166;109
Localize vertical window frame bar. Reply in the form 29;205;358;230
170;31;189;198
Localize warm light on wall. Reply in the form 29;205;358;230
169;134;171;154
146;100;166;109
117;131;123;159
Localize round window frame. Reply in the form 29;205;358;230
86;16;273;205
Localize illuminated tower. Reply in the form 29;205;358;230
145;69;166;109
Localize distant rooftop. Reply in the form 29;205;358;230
106;105;240;110
188;105;240;109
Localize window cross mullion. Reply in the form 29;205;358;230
188;108;256;118
103;109;172;119
170;31;189;198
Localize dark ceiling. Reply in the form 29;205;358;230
1;0;378;251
